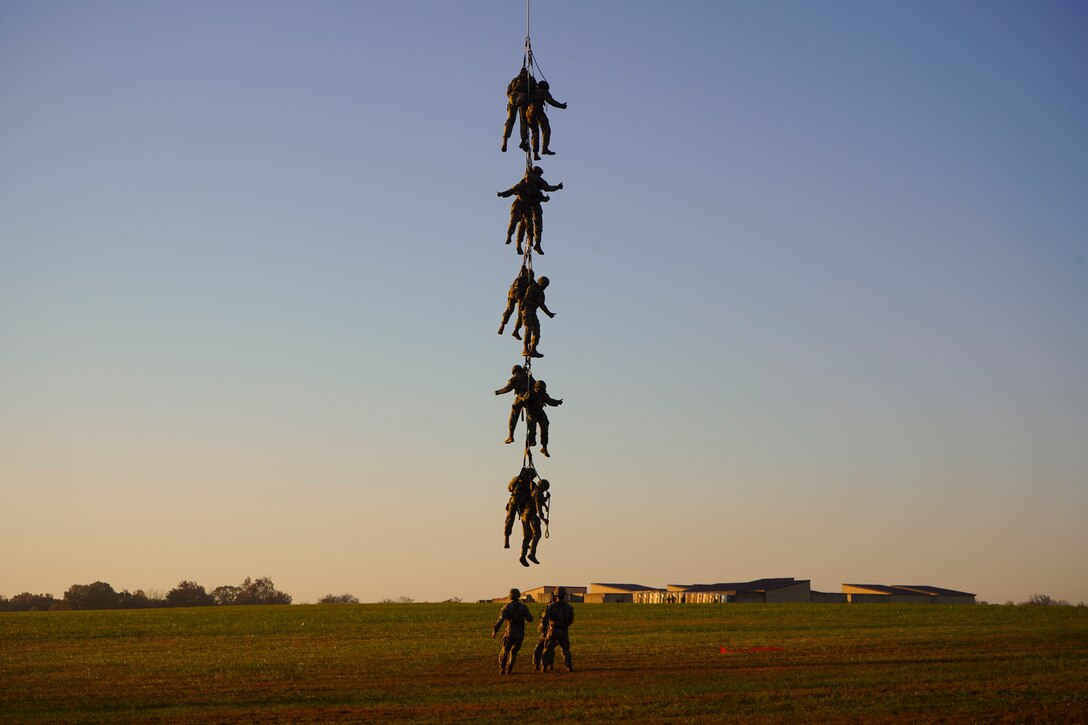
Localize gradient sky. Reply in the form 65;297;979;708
2;0;1086;605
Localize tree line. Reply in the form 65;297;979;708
0;577;291;611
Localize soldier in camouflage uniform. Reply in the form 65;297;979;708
521;380;563;457
518;478;550;566
518;275;554;359
501;68;535;153
502;466;534;549
507;378;561;450
491;587;534;675
498;178;546;255
532;592;557;671
540;586;575;672
498;266;533;337
525;79;567;159
498;167;562;255
496;365;533;444
523;166;563;254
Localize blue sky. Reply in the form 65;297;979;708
1;0;1086;604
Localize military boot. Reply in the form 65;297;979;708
528;552;540;564
519;553;530;567
504;535;510;549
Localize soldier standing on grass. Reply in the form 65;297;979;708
533;592;558;670
540;586;575;672
491;588;534;675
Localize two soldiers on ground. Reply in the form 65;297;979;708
492;586;575;675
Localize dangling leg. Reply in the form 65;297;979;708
540;112;554;155
506;401;523;444
503;501;516;548
528;515;541;564
527;106;541;160
538;411;550;457
532;205;544;255
502;100;518;152
517;105;530;151
519;515;532;567
505;201;520;245
525;413;538;448
499;294;517;334
525;312;542;358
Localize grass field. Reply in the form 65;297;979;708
3;602;1087;723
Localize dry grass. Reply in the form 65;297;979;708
2;602;1087;722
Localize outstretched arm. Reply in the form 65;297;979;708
545;92;567;110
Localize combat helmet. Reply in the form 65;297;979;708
509;588;521;600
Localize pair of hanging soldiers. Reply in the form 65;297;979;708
492;586;575;675
501;464;550;567
501;66;567;159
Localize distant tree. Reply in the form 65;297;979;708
64;581;120;610
165;581;215;607
318;593;359;604
442;597;463;603
3;592;62;612
212;585;241;606
396;596;414;604
213;578;291;606
236;577;292;605
378;598;395;604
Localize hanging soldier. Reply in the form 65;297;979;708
518;275;554;359
523;166;562;255
496;364;533;444
498;266;533;337
520;379;563;458
498;167;562;255
518;478;550;566
526;80;567;160
503;466;534;549
501;68;536;154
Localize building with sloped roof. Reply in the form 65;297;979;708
666;578;811;603
586;583;665;603
842;584;975;604
521;585;586;604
